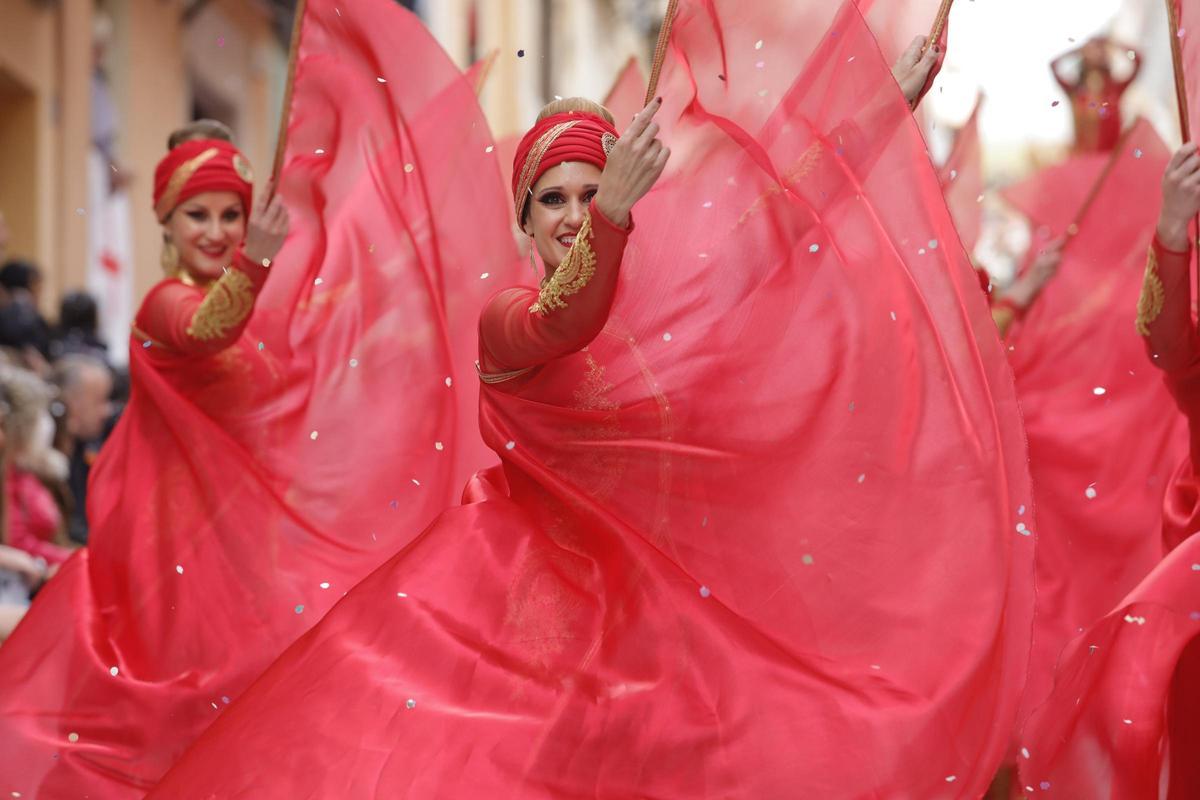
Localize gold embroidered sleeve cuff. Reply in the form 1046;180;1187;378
1135;245;1164;337
185;252;264;342
530;213;598;315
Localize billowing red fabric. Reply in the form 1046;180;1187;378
856;0;946;63
939;100;983;254
510;112;618;207
603;57;648;125
150;2;1033;797
1005;121;1186;733
0;2;519;796
152;138;253;221
1000;153;1110;239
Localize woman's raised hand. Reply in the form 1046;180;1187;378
594;98;671;229
1158;143;1200;251
242;180;291;267
892;35;942;107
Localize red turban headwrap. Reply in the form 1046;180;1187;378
512;111;619;220
153;138;254;223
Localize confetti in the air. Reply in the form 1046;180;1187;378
809;243;820;253
404;163;414;173
1093;387;1107;396
310;431;319;441
294;605;304;614
505;441;516;450
699;585;711;598
315;148;325;155
480;272;490;279
110;666;119;677
663;332;672;342
801;554;814;566
376;76;387;83
349;358;359;368
445;377;453;388
1016;522;1030;536
1133;148;1143;159
320;582;330;590
435;441;444;451
485;145;494;153
1021;748;1030;759
755;39;764;50
175;565;183;574
406;698;417;709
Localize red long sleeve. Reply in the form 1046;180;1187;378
479;201;630;375
6;468;70;566
133;249;270;357
1139;237;1200;414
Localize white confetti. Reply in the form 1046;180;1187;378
175;565;183;574
699;585;711;598
406;698;416;709
314;277;324;286
945;776;957;783
480;272;490;279
857;473;866;484
889;311;897;322
809;243;820;253
349;358;359;368
435;441;444;451
411;478;421;486
1021;747;1031;759
1093;387;1107;396
110;666;119;677
397;592;408;598
68;732;80;743
319;582;331;589
702;201;713;208
663;332;673;342
315;148;326;155
445;377;453;388
377;76;387;83
755;39;764;50
485;145;494;153
928;239;939;249
801;554;814;566
1085;485;1097;499
1016;522;1031;536
310;431;319;441
505;441;516;450
404;163;414;173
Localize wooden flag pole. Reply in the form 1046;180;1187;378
1167;0;1191;143
644;0;680;106
1164;0;1200;294
269;0;308;195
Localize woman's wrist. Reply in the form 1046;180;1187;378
593;191;630;230
1157;216;1191;253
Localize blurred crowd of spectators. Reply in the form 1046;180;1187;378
0;211;125;641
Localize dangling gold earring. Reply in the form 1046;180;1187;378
528;235;540;280
160;236;180;275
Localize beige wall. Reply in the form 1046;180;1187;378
0;0;286;319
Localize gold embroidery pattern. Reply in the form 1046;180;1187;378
1135;247;1164;337
514;121;580;219
529;214;597;315
475;361;534;384
186;268;255;341
155;148;220;221
737;140;824;227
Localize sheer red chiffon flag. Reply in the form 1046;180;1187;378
0;3;518;797
1000;153;1111;239
152;1;1033;797
1005;120;1186;728
856;0;947;63
939;100;983;253
604;56;649;124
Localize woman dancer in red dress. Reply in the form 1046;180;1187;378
150;2;1035;796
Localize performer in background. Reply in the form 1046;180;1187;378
1052;36;1141;154
1020;143;1200;799
150;2;1034;797
0;0;524;787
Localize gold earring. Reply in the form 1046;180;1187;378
528;236;540;280
160;238;180;275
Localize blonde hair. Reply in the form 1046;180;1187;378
0;366;62;478
536;97;615;126
167;119;234;150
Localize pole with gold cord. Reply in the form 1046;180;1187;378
269;0;308;198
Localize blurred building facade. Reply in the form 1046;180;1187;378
0;0;659;343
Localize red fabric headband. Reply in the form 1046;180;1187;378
153;138;254;222
512;111;619;219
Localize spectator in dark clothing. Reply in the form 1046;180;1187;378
49;291;109;362
50;355;114;545
0;260;51;358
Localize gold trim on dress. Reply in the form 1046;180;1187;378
529;213;597;315
514;121;580;219
475;361;534;384
155;147;220;221
186;268;255;341
1135;246;1165;337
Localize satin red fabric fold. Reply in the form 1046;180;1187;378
150;2;1033;797
0;3;519;796
1005;120;1186;733
940;101;983;255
